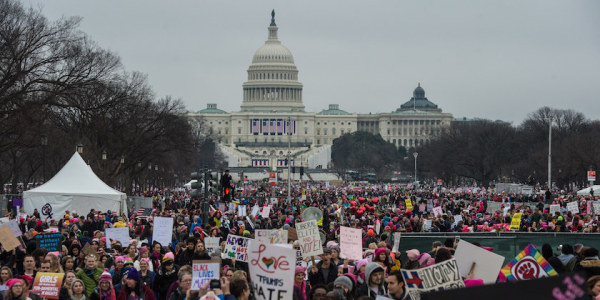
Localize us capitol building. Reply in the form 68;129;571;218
187;11;453;170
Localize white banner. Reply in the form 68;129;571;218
401;259;465;300
261;206;271;218
152;217;173;247
295;220;323;257
249;242;295;300
340;226;362;260
105;227;130;248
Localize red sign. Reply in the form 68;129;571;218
32;273;64;299
269;172;277;186
589;171;596;182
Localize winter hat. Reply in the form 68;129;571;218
138;247;148;255
355;259;369;272
418;253;432;266
71;279;85;290
162;256;174;264
165;252;175;260
6;279;23;289
115;256;125;264
295;266;306;274
375;248;387;258
334;276;354;290
367;229;375;236
99;272;112;283
406;249;420;261
126;268;141;281
20;275;33;287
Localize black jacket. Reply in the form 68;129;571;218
308;260;338;286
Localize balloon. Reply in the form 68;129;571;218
358;197;366;203
350;201;357;207
372;198;379;204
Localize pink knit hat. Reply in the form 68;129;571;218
418;253;431;266
406;249;420;261
375;248;387;258
99;272;112;283
355;259;369;272
295;266;306;274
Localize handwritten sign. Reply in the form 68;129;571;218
401;259;465;300
510;213;522;230
432;206;443;217
295;220;323;257
340;226;362;260
0;226;20;251
238;205;247;217
261;206;271;218
594;201;600;215
152;217;173;246
105;227;130;248
549;204;560;216
454;240;505;284
249;242;295;300
191;260;220;290
204;237;221;259
392;232;401;253
35;232;62;252
423;220;432;231
224;234;251;262
256;229;288;244
31;272;64;299
567;201;579;214
0;219;22;237
405;198;413;211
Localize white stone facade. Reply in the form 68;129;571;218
186;11;453;168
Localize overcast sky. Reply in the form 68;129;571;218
25;0;600;124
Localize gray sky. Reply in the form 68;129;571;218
25;0;600;124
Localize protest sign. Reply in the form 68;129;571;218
191;260;220;290
252;205;260;216
432;206;443;217
238;205;247;217
587;201;592;215
510;213;522;230
0;219;22;237
81;243;96;257
567;201;579;214
270;197;278;205
453;215;463;227
501;244;557;281
405;198;413;210
152;217;174;247
204;237;221;259
261;206;271;218
453;240;505;284
35;232;62;251
224;234;251;262
423;220;432;231
401;259;465;300
549;204;560;216
31;272;64;299
392;232;401;253
0;226;20;251
422;272;588;300
426;200;433;212
339;226;362;260
503;206;510;216
419;204;426;212
296;250;306;267
246;216;255;229
375;221;381;234
249;242;295;300
594;201;600;215
256;229;288;244
105;227;130;248
295;220;323;257
287;227;298;241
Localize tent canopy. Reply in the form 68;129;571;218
577;185;600;196
23;152;126;218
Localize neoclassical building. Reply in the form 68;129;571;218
187;11;453;169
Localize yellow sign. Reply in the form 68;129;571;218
405;198;413;210
510;213;522;230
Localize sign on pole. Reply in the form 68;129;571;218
588;171;596;182
295;220;323;257
339;226;362;260
152;217;174;247
191;260;220;290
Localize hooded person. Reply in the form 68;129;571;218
90;271;116;300
308;248;338;286
153;256;180;300
333;275;355;300
357;263;388;299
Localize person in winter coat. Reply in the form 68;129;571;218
117;269;155;300
76;255;104;297
293;267;310;300
387;271;411;300
357;263;388;300
308;248;338;286
153;256;180;300
574;247;600;278
167;271;192;300
541;243;566;274
89;272;117;300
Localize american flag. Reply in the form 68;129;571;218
262;119;268;135
269;119;276;135
277;120;284;135
251;119;260;134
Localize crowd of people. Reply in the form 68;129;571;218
1;180;600;300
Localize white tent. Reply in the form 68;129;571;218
23;152;127;218
577;185;600;196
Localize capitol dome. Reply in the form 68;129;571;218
241;10;304;112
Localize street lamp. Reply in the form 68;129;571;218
287;116;292;203
545;117;553;190
76;144;84;154
120;156;125;164
41;134;47;182
413;152;418;184
102;150;107;161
